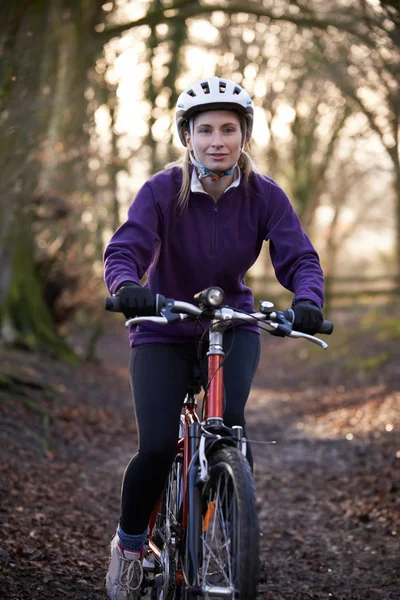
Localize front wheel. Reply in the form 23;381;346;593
199;445;260;599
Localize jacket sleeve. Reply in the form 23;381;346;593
265;186;324;308
104;182;161;295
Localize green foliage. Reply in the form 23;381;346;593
378;318;400;341
360;310;400;340
349;350;392;371
281;306;400;389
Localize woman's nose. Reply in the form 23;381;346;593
211;132;223;146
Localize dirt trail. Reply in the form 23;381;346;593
247;389;399;600
0;323;399;599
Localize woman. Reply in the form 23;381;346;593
104;76;324;600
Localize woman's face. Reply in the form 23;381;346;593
185;110;242;173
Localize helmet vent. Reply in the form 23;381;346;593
201;82;210;94
187;89;196;97
219;81;227;93
233;86;242;95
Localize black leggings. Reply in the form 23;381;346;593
120;329;260;535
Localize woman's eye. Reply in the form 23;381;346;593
199;128;211;134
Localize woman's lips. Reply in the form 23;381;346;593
209;154;227;160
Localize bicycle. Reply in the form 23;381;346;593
105;287;333;599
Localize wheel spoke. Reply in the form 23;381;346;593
202;467;237;590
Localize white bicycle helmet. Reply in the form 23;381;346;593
176;76;254;147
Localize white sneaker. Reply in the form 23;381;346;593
106;534;143;600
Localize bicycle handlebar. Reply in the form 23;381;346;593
105;294;334;345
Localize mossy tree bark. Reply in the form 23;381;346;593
0;0;103;359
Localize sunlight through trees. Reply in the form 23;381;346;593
0;0;399;353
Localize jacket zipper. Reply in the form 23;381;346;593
212;205;218;254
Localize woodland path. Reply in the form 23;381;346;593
1;316;399;599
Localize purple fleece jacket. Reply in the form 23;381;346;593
104;167;324;346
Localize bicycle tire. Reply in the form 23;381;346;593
199;445;260;599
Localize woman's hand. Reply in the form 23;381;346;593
116;283;156;318
292;300;323;335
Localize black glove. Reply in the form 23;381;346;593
116;282;155;318
292;300;323;335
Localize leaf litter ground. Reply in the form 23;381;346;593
0;309;399;599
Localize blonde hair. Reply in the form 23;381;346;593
164;146;255;211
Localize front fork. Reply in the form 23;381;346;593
186;421;202;588
232;425;247;457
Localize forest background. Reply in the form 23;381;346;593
1;0;400;359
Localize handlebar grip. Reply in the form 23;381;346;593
319;320;334;335
105;296;121;312
104;294;166;315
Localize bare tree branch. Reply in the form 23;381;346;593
96;1;376;45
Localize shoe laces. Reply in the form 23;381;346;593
124;556;143;593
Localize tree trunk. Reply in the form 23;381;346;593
395;168;400;280
0;0;102;358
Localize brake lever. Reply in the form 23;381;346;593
289;331;328;349
160;298;182;324
268;310;293;337
125;315;169;327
